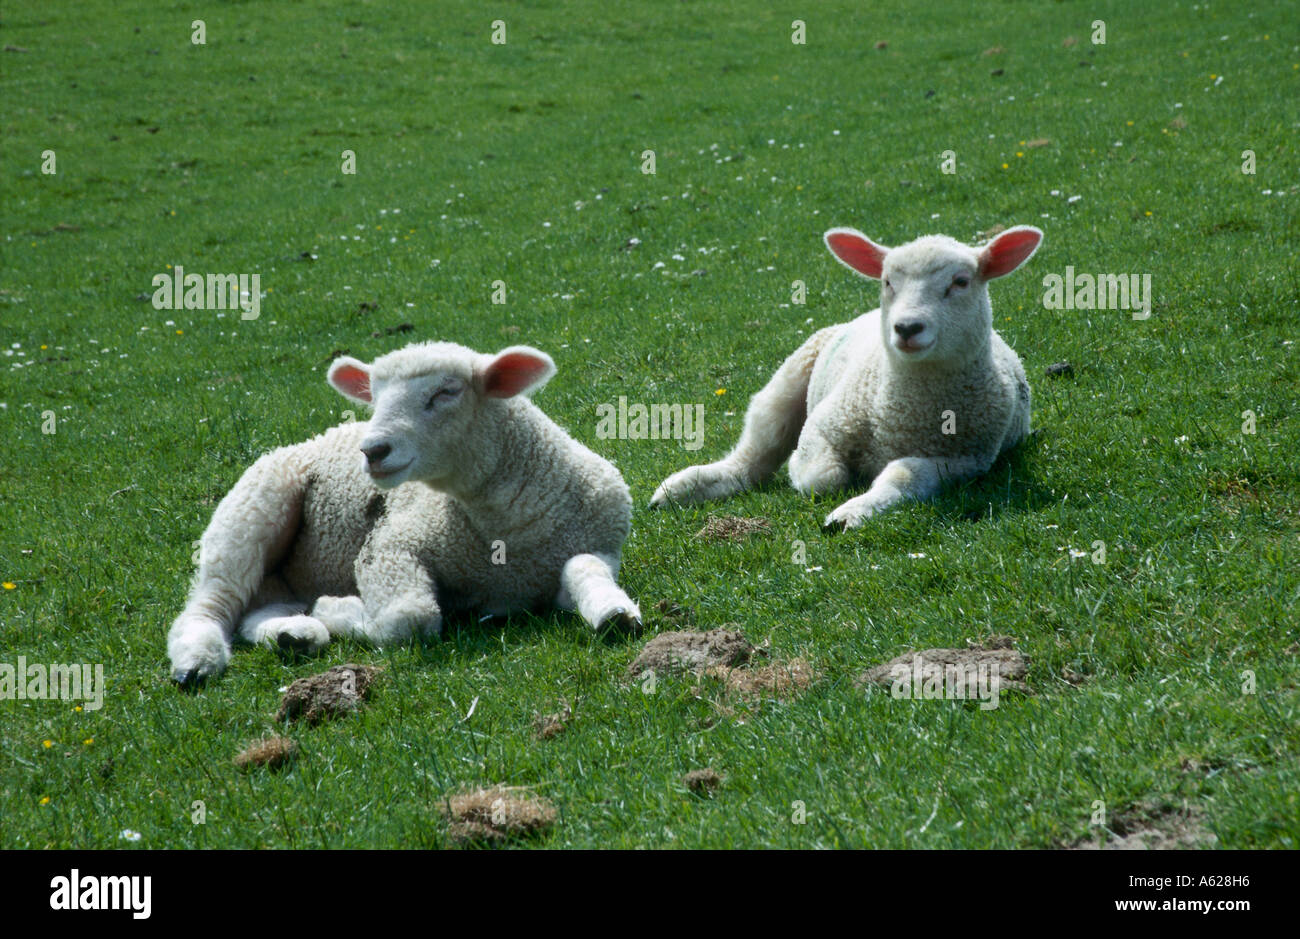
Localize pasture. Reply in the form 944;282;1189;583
1;0;1296;848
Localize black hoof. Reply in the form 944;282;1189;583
598;609;643;637
277;632;314;653
172;668;203;689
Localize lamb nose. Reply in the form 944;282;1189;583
362;443;391;464
894;321;924;339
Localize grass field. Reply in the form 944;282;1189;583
1;0;1297;849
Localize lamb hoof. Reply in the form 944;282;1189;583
268;616;330;655
597;608;643;636
277;633;314;653
172;667;202;687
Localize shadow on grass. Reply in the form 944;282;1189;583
931;429;1058;524
416;605;641;666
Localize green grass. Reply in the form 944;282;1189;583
1;0;1297;848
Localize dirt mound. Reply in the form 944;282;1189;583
1073;804;1217;850
533;700;572;741
627;628;755;679
857;644;1030;695
654;599;694;624
276;663;383;724
442;787;557;845
694;515;772;542
233;736;298;771
709;657;815;701
683;768;723;794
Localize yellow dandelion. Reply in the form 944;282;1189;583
1001;163;1009;169
1126;120;1134;126
176;329;184;335
42;739;53;748
83;737;94;745
3;582;15;590
795;185;803;190
41;344;48;350
39;796;50;805
1016;152;1024;158
1144;211;1152;216
715;388;726;396
74;705;83;712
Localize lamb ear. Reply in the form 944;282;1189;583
479;345;557;399
327;356;373;404
978;226;1043;279
824;227;889;280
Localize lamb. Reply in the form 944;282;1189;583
167;341;641;684
650;225;1043;529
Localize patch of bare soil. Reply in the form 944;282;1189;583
276;663;383;724
683;768;723;794
654;598;694;625
441;787;557;846
533;700;572;741
627;628;756;679
694;515;772;542
708;657;815;702
856;643;1031;695
1073;804;1217;850
233;736;298;771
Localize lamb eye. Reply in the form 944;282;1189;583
424;388;452;409
884;278;891;289
953;275;970;288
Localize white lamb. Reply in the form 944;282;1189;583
168;341;641;684
651;225;1043;529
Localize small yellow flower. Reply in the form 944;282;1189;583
42;739;53;748
41;344;48;350
795;185;803;190
74;705;83;712
175;329;184;335
2;582;15;590
1209;73;1216;79
1126;121;1134;126
83;737;94;745
1001;163;1009;169
1016;152;1024;158
715;388;726;396
39;796;50;805
1144;211;1152;216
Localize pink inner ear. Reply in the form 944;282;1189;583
980;228;1042;279
329;362;371;402
827;231;887;279
483;351;551;398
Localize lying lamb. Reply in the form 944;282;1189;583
651;225;1042;529
168;341;641;684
